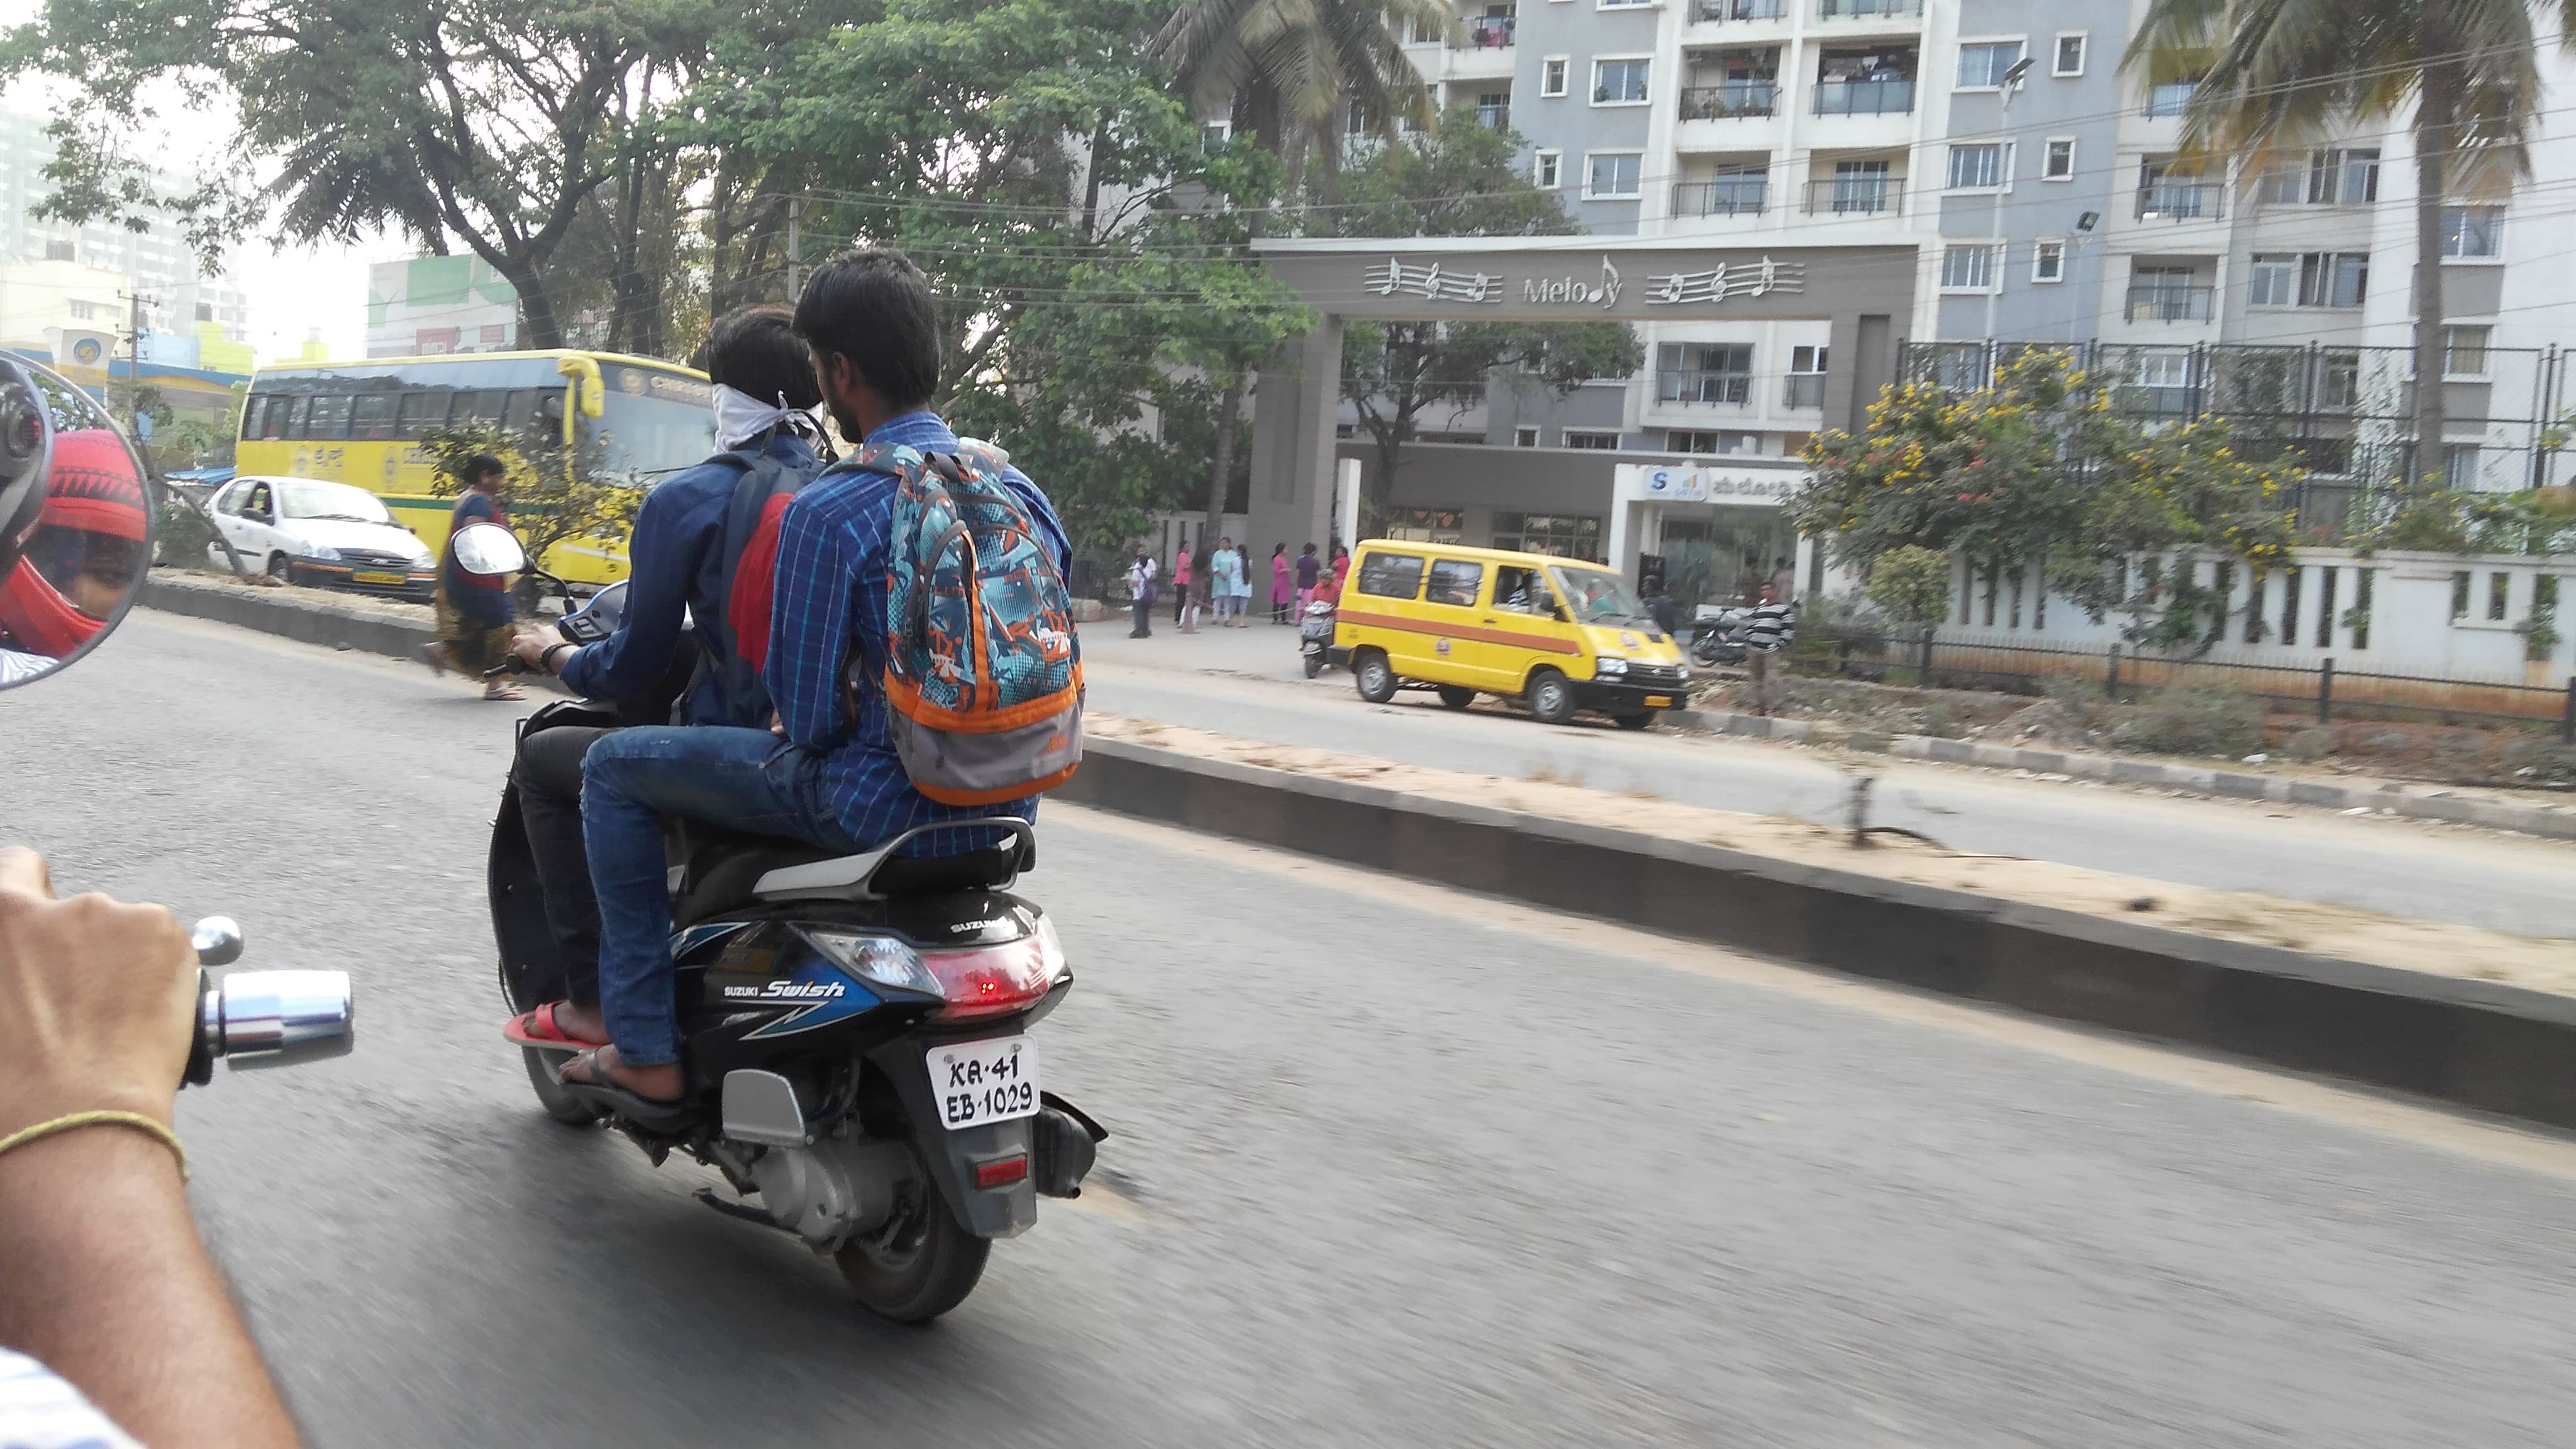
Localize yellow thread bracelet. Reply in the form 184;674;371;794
0;1111;187;1180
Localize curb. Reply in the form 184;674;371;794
1057;736;2576;1131
1669;706;2576;841
143;573;436;662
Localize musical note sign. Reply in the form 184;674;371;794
1643;256;1807;306
1363;258;1503;304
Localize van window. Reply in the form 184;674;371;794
1355;552;1426;599
1424;558;1484;608
1494;565;1558;615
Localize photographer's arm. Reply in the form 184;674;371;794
0;849;301;1449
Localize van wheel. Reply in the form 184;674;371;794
1527;669;1577;726
1612;711;1655;731
1436;686;1475;711
1354;650;1398;704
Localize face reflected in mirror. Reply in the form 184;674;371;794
0;363;152;689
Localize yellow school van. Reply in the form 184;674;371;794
1334;541;1690;728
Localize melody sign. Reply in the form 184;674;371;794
1365;254;1806;311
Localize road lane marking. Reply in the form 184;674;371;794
1052;802;2576;1182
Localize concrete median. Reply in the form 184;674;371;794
1057;736;2576;1131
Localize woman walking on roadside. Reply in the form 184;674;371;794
1270;543;1292;623
1183;545;1211;632
1171;545;1193;628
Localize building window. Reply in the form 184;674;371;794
2145;77;2197;118
2302;252;2369;307
2043;138;2075;180
1562;430;1621;450
1940;243;2000;291
67;300;96;321
1946;142;2006;189
2053;32;2085;76
1667;430;1721;454
2032;238;2066;282
2442;206;2504;260
2248;253;2296;308
1514;426;1540;447
1657;341;1755;404
1594;58;1650;104
2443;325;2491;378
1585;152;1643;198
1388;508;1467;543
1494;512;1604;558
1955;41;2023;90
1784;345;1828;408
1541;56;1568;96
1533;150;1562;188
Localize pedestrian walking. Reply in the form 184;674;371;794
1216;535;1247;626
1171;545;1193;627
1294;541;1319;612
430;452;524;701
1184;545;1211;632
1125;545;1155;638
1270;543;1291;623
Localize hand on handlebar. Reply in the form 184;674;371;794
507;625;563;677
0;847;197;1140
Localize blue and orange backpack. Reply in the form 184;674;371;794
853;439;1082;806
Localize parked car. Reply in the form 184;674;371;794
1333;540;1690;728
206;475;438;599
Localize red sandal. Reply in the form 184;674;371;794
503;1001;608;1052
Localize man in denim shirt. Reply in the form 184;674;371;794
561;248;1067;1106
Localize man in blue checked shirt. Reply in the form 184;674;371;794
560;247;1069;1107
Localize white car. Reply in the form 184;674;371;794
207;475;438;599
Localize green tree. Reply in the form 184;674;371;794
421;424;643;604
689;0;1311;565
1332;116;1641;517
1866;545;1952;684
1792;350;2298;652
5;0;733;348
2123;0;2575;490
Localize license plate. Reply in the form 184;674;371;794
1644;695;1673;707
928;1035;1041;1131
352;569;407;586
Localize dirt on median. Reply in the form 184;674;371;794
1087;713;2576;997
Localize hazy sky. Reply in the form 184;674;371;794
0;0;384;364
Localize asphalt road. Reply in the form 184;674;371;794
1079;625;2576;940
8;613;2576;1446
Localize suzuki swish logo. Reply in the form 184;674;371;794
723;980;848;1001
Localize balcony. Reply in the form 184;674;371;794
2135;180;2225;221
1800;177;1902;214
1658;370;1755;405
1782;373;1826;409
1691;0;1784;18
2124;286;2216;323
1463;14;1516;47
1813;78;1914;114
1671;179;1768;216
1817;0;1923;18
1677;82;1777;119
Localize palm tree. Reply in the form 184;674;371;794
2124;0;2571;491
1154;0;1451;549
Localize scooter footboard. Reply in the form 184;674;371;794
866;1035;1039;1239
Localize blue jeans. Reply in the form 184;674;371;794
580;726;863;1066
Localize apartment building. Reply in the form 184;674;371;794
0;110;252;345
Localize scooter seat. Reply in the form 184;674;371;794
670;821;1035;927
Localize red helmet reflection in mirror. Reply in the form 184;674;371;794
0;428;148;660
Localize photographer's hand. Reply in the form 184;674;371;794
0;847;302;1448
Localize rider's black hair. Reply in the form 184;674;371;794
702;303;823;410
792;247;940;411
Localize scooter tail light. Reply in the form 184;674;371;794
922;923;1063;1021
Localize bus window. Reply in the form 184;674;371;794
306;394;353;440
502;389;537;436
535;392;565;441
243;396;274;440
396;391;450;438
280;396;307;437
455;390;505;427
349;392;397;440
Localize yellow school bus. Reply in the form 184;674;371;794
233;350;716;584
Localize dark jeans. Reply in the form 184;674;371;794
1130;598;1152;637
511;724;613;1007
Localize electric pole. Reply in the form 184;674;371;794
125;289;148;442
786;196;804;303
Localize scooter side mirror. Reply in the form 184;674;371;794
450;521;528;576
0;358;152;692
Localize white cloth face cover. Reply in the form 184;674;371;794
712;384;816;450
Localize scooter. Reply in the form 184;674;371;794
459;523;1104;1325
1299;597;1345;678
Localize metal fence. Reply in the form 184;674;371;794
1810;632;2576;735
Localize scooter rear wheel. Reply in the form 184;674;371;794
522;1046;603;1126
836;1176;991;1324
1303;652;1323;679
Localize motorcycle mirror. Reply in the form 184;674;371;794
0;358;151;692
450;521;527;577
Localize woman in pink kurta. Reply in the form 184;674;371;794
1270;545;1292;624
